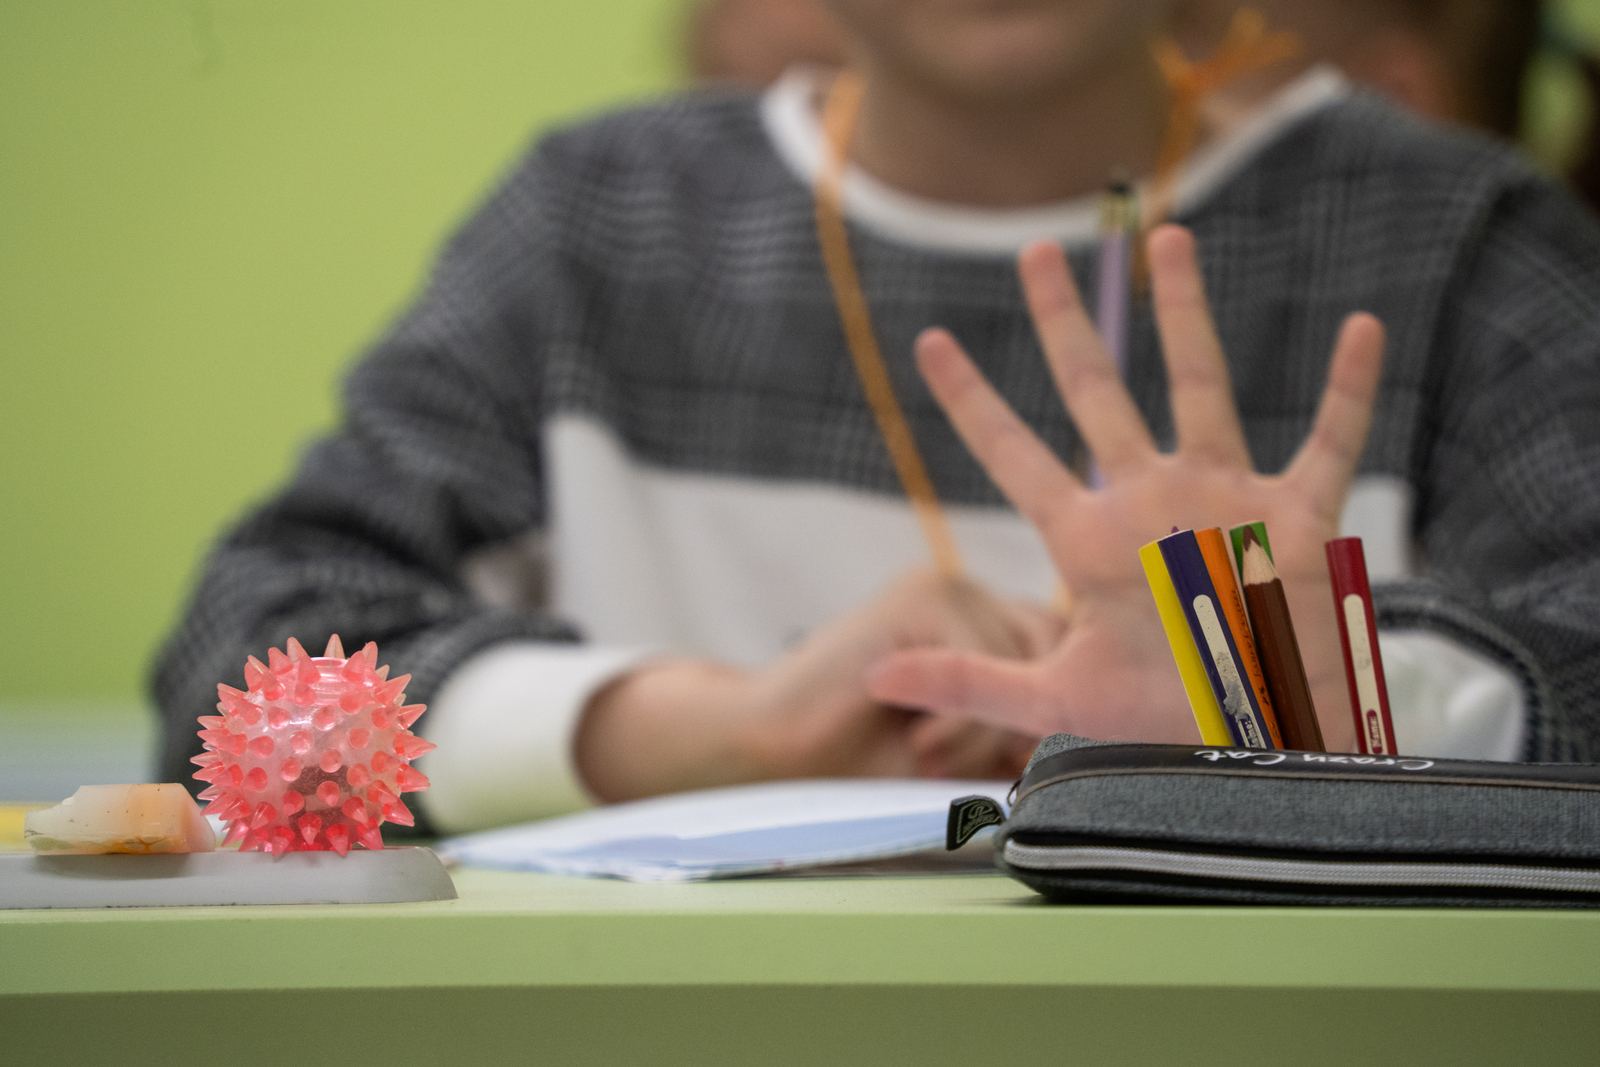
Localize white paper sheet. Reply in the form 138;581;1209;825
437;779;1011;882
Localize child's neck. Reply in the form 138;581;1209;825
845;40;1170;209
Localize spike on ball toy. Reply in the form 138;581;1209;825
192;636;433;855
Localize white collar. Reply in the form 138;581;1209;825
759;64;1351;256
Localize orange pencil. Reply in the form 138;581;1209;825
1195;527;1283;749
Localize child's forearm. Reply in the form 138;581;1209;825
574;659;761;804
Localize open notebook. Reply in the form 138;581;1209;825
436;779;1011;882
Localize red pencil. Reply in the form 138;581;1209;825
1325;537;1399;755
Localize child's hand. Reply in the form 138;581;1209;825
867;226;1386;750
574;569;1060;802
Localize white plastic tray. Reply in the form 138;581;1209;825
0;847;457;909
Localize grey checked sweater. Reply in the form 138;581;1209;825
153;75;1600;828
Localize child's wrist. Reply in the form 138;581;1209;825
575;659;759;803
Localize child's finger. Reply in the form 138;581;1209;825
1018;241;1157;478
915;328;1083;533
1147;225;1253;466
867;647;1057;737
905;714;1025;779
1283;312;1387;515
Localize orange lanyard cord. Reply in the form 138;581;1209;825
814;70;965;580
1144;10;1301;233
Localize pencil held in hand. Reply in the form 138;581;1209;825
1238;528;1325;752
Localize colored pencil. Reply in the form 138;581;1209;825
1195;527;1283;748
1239;527;1325;752
1095;178;1136;378
1088;179;1136;490
1326;537;1399;755
1158;530;1279;749
1140;540;1233;746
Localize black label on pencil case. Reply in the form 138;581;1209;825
1016;743;1600;804
947;795;1007;850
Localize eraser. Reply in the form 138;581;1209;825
24;784;215;855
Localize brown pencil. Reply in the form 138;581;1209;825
1238;527;1326;752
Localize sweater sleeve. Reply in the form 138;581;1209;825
1387;177;1600;761
419;642;660;831
150;137;596;830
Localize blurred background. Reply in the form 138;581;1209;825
4;0;1600;804
1;0;689;800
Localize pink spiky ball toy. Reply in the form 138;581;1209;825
192;636;433;855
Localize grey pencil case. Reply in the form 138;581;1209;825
980;733;1600;907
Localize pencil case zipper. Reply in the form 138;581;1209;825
1001;841;1600;893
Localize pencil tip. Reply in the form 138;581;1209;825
1240;536;1278;585
1243;525;1261;550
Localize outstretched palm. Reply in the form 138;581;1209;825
867;226;1385;750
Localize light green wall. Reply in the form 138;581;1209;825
6;0;1600;708
0;1;684;705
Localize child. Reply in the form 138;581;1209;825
155;0;1600;833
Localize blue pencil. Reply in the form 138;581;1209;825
1157;529;1279;749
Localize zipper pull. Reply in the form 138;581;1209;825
946;794;1006;850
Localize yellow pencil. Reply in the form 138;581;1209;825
1140;540;1233;745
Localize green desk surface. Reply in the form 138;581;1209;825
4;868;1599;1066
